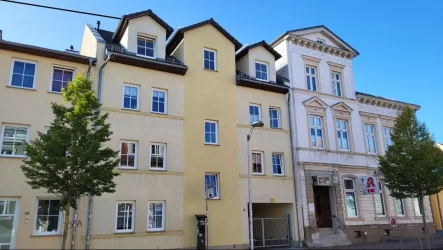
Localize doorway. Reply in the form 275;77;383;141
313;186;332;228
0;198;20;249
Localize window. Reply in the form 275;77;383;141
122;85;139;110
137;36;155;58
150;143;166;170
309;115;324;148
384;127;393;148
413;198;423;216
205;173;220;199
51;67;74;93
306;66;317;91
269;108;280;129
151;89;167;114
255;62;268;81
249;105;261;125
115;202;134;233
317;38;325;44
395;198;406;216
34;199;61;235
374;181;386;216
272;153;284;175
1;125;28;156
252;152;264;174
203;49;216;70
147;201;165;231
336;119;350;151
344;179;358;217
204;121;218;145
10;60;36;89
120;141;137;169
364;124;377;153
332;72;342;97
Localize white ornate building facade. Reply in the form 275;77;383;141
272;25;434;247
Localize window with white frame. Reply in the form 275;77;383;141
305;66;317;91
269;107;280;129
147;201;165;231
374;181;386;216
137;35;155;58
272;153;283;175
413;198;423;216
332;72;342;97
34;199;61;235
309;115;324;148
344;179;358;217
203;49;216;70
384;127;393;148
51;67;74;93
395;198;406;216
119;141;137;169
205;173;220;199
122;85;139;110
204;120;218;144
150;143;166;170
151;89;167;114
249;105;261;125
10;60;36;89
336;119;350;151
255;62;268;81
115;202;134;233
364;124;377;153
252;151;264;174
1;125;28;156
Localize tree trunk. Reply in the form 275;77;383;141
419;196;431;249
61;203;71;250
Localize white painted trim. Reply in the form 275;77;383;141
204;120;218;145
254;61;269;82
9;58;38;89
121;84;140;111
48;66;76;94
0;124;30;157
205;173;220;199
136;35;156;59
118;141;138;169
252;151;265;175
115;201;135;233
151;88;168;114
148;143;167;171
249;104;262;125
203;48;217;71
33;197;62;236
147;201;166;232
0;197;20;249
272;153;285;176
269;107;281;129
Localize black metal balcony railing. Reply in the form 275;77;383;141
105;44;185;66
236;70;279;85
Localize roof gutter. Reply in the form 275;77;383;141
85;51;112;250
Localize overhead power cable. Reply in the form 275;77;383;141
0;0;120;19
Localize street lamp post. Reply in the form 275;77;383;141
247;120;264;250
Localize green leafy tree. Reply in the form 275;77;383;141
21;73;120;250
379;107;443;249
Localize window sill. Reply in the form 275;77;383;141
273;174;286;177
345;217;363;221
148;168;167;171
253;173;266;176
114;231;135;235
151;111;167;115
121;108;140;112
118;167;138;170
147;229;165;233
206;197;220;200
31;233;61;237
270;127;283;130
375;216;387;220
137;54;156;60
6;85;36;91
203;68;218;72
204;143;220;146
47;91;62;95
0;155;28;159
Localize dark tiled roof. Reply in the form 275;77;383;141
113;9;174;41
236;70;288;94
270;25;359;55
355;91;420;108
0;40;95;65
166;18;242;55
235;40;281;61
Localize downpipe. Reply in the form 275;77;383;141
85;52;111;250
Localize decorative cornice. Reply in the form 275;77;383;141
356;96;409;111
289;36;357;59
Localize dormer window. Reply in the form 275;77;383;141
137;35;155;58
316;38;325;44
255;61;268;82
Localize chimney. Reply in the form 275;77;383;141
96;20;101;30
0;30;2;40
70;45;74;51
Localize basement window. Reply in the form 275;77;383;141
354;231;362;238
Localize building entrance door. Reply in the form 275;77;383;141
0;199;20;249
313;186;332;228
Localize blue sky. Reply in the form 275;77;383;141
1;0;442;141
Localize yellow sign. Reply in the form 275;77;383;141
270;198;275;203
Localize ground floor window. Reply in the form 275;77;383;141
344;179;358;217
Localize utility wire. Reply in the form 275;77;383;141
0;0;121;19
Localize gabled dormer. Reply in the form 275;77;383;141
113;9;173;60
235;41;281;83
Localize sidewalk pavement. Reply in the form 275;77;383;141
305;236;443;249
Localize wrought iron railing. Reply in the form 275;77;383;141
236;70;279;84
105;44;185;66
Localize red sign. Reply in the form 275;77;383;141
366;176;376;194
389;217;398;227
